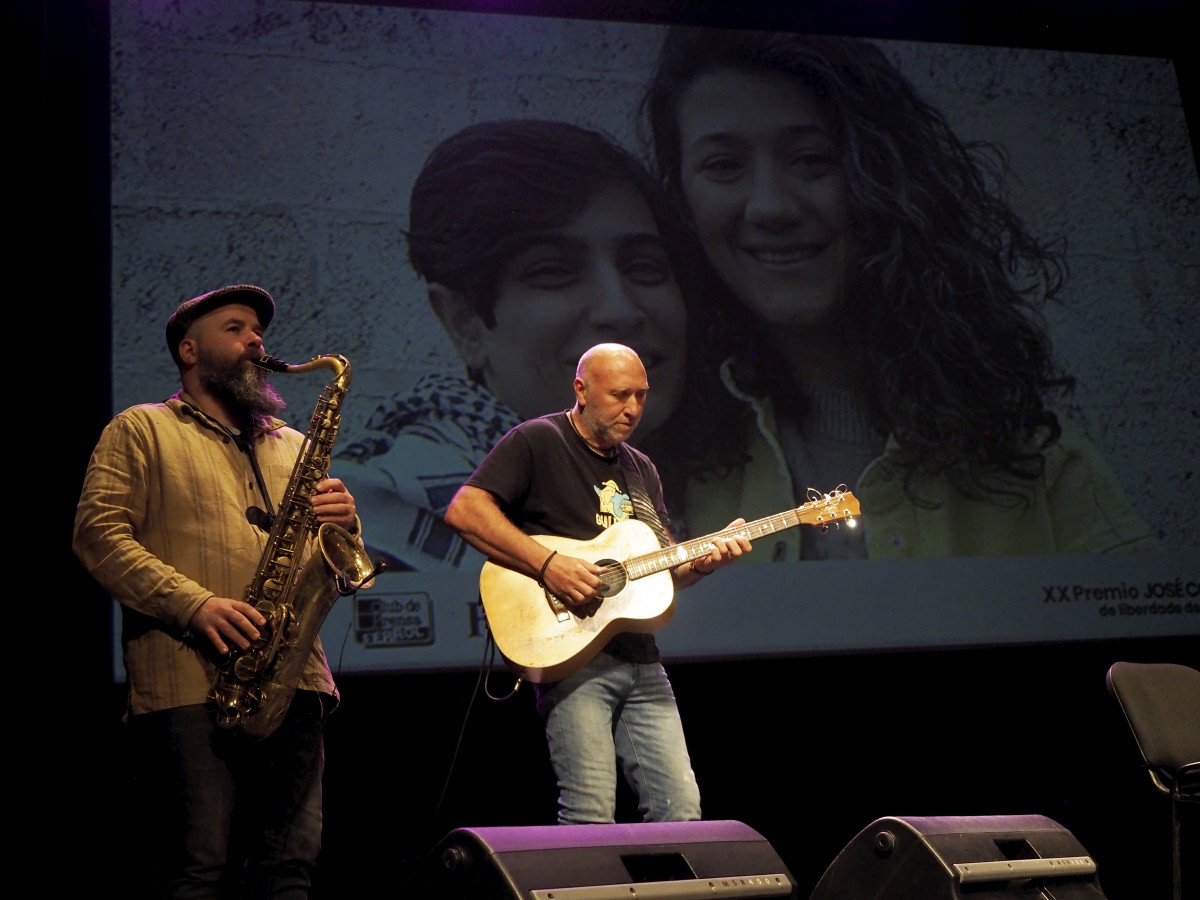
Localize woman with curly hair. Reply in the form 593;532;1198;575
642;26;1155;558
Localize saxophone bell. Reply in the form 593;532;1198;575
316;522;379;593
341;558;389;595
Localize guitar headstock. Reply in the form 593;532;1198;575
796;486;861;528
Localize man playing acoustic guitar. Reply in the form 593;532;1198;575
443;342;752;824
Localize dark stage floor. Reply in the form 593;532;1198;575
80;635;1195;899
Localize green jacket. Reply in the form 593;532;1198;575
678;370;1157;560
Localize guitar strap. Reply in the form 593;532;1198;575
617;445;670;550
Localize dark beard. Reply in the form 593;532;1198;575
200;355;287;419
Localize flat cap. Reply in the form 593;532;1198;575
165;284;275;366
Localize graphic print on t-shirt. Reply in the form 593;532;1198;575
593;478;633;530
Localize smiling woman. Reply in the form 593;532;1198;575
643;27;1158;559
676;68;852;333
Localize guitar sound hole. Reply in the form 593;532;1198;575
594;559;627;598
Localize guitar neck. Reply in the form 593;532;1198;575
623;509;808;581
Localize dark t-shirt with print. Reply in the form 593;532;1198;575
465;411;671;664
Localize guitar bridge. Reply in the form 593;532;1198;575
544;588;572;622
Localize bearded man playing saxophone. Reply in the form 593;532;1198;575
73;285;362;898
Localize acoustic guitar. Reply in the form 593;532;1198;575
479;489;860;683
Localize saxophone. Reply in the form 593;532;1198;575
207;353;377;740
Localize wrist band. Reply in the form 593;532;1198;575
693;559;713;576
537;550;558;587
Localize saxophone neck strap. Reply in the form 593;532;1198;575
216;421;277;531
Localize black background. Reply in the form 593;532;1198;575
35;1;1196;897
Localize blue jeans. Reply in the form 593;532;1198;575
535;652;701;824
127;690;331;899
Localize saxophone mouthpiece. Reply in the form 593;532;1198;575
253;354;291;372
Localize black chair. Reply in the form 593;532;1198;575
1106;661;1200;900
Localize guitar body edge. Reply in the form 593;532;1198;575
510;602;675;684
479;521;675;684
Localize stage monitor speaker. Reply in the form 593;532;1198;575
403;819;799;899
809;814;1107;899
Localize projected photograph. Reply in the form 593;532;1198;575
108;1;1199;679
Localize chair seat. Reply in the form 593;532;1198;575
1106;661;1200;900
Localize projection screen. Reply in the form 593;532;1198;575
107;0;1199;679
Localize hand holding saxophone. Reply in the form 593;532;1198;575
188;596;268;657
310;476;358;533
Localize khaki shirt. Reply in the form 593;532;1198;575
73;391;337;716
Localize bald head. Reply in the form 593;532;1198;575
572;343;649;451
576;343;644;381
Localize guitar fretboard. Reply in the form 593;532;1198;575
621;495;855;581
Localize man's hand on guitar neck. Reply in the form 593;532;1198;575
541;515;754;601
675;517;752;588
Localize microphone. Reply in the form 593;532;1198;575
337;559;389;595
246;505;276;532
